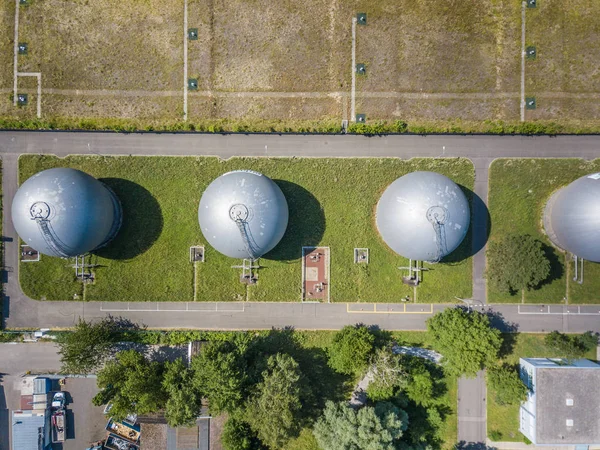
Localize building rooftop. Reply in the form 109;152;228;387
529;359;600;444
12;410;49;450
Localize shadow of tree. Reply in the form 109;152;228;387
455;442;497;450
531;243;564;290
263;181;325;262
94;179;163;260
485;308;519;358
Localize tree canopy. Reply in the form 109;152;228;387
246;353;305;449
487;365;528;406
163;358;202;427
92;350;167;420
191;341;247;415
57;317;119;374
426;308;502;377
313;400;408;450
487;234;551;293
366;349;407;402
544;331;598;359
328;324;376;375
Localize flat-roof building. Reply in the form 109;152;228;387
11;410;51;450
519;358;600;445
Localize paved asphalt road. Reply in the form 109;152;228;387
458;371;486;444
2;131;600;447
2;131;600;159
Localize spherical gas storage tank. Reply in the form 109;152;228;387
12;168;122;258
376;171;470;262
543;173;600;262
198;170;289;259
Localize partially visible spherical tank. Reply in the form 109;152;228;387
198;170;289;259
12;168;122;258
376;171;470;262
543;173;600;262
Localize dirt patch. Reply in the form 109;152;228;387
3;0;600;125
527;0;600;94
140;423;167;450
209;414;227;450
40;93;182;120
18;0;183;90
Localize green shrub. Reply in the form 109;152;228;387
489;430;503;441
328;324;375;375
488;364;528;405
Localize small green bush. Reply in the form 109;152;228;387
489;430;503;441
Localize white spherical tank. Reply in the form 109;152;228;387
12;168;122;257
198;170;288;259
376;171;470;262
543;173;600;262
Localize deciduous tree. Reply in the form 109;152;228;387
313;400;408;450
426;308;502;377
163;358;202;427
487;234;551;293
246;353;304;449
328;324;375;375
366;349;406;401
191;341;247;415
488;365;528;406
93;350;166;420
57;317;119;374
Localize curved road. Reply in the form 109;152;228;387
2;132;600;446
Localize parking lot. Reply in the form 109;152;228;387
0;344;106;450
56;377;106;450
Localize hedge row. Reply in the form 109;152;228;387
1;117;599;135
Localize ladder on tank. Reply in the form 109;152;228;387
34;218;72;258
234;218;261;260
426;206;448;263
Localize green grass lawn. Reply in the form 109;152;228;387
487;158;600;304
487;333;598;442
19;155;473;303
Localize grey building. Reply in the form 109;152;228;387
376;171;470;262
198;170;288;259
519;358;600;445
11;410;51;450
11;168;122;258
543;173;600;262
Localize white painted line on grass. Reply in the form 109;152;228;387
13;0;20;106
36;73;41;118
351;17;357;121
520;1;526;122
183;0;189;121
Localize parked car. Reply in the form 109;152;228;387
51;392;66;410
